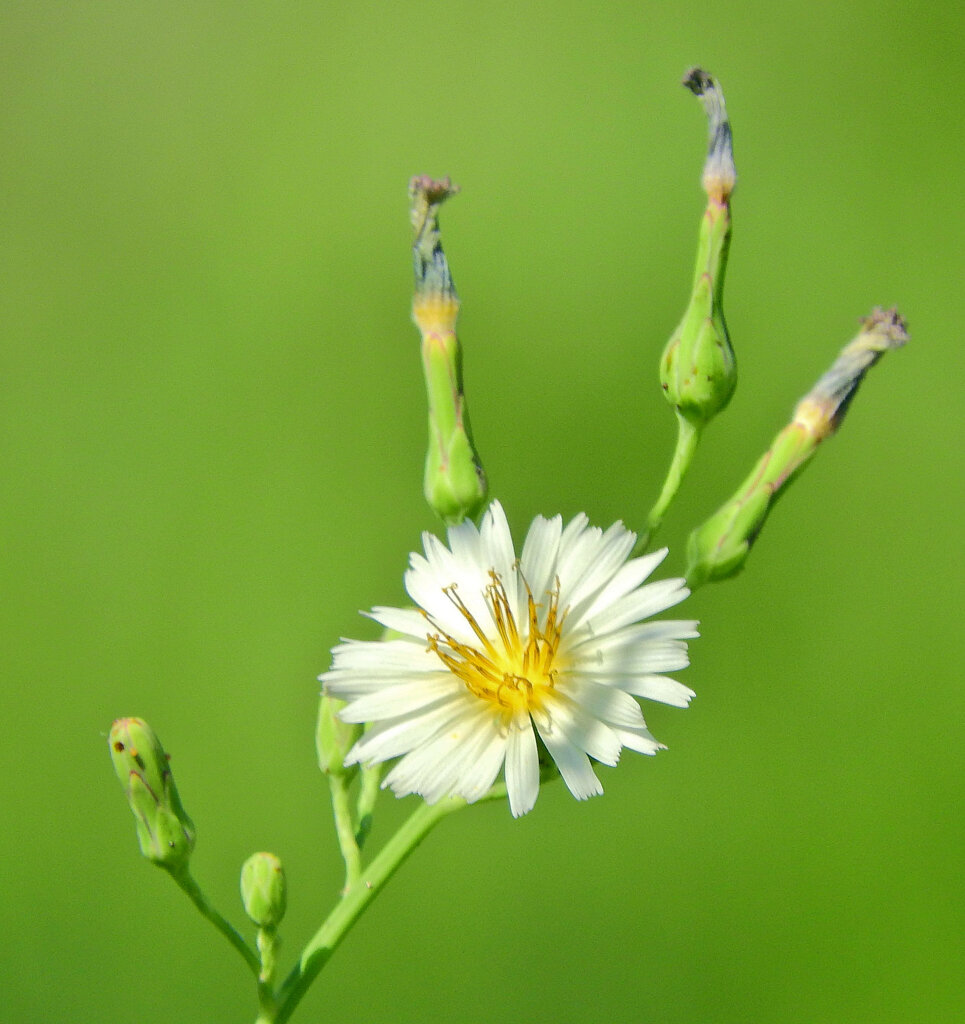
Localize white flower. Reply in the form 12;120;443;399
321;501;697;817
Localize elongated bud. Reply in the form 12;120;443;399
410;175;487;525
685;308;908;586
315;693;361;777
240;852;287;929
109;717;195;873
659;68;738;429
644;70;739;546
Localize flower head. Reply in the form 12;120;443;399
322;502;697;817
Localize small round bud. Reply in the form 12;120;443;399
108;717;195;873
240;852;287;929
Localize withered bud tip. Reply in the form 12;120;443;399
681;67;735;201
801;307;908;435
682;67;716;97
860;306;909;347
409;175;460;299
409;175;460;205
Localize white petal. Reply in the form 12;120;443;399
446;516;483;565
365;605;432;639
346;696;472;764
337;675;459;722
534;714;603;800
410;711;498;804
404;559;491;646
567;549;669;630
568;637;692;676
325;670;447;697
383;705;502;803
519;514;563;606
378;709;478;793
555;525;603;604
557;511;590;558
561;522;636;615
611;724;664;755
564;618;699;655
580;578;689;636
326;638;435;674
505;714;540;817
615;673;696;707
560;677;647;728
452;720;508;802
546;693;623;766
479;500;517;584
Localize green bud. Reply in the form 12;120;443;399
686;308;908;586
410;175;487;525
659;68;737;429
108;717;195;873
315;693;361;778
644;70;739;546
240;852;287;929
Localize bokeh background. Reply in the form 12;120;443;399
3;2;963;1021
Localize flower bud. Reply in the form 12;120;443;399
410;175;487;525
315;693;361;777
685;308;908;586
240;852;287;929
108;717;195;873
659;68;737;429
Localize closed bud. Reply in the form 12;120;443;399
240;852;287;929
686;308;908;586
410;176;487;525
315;693;361;778
108;717;195;873
645;70;739;543
659;68;737;429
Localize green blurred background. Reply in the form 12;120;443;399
3;2;963;1021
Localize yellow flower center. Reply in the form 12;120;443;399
427;570;565;715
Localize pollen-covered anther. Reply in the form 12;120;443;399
426;570;564;713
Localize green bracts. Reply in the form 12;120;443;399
685;308;909;586
108;717;195;873
410;176;488;526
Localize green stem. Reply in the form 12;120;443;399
638;415;701;554
274;785;506;1024
328;773;362;890
254;977;276;1023
253;928;279;1021
173;870;260;976
355;764;382;850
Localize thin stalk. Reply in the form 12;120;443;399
173;870;260;975
254;977;276;1024
638;415;701;554
355;763;382;850
274;785;506;1024
328;772;362;890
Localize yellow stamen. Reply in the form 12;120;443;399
426;570;566;716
